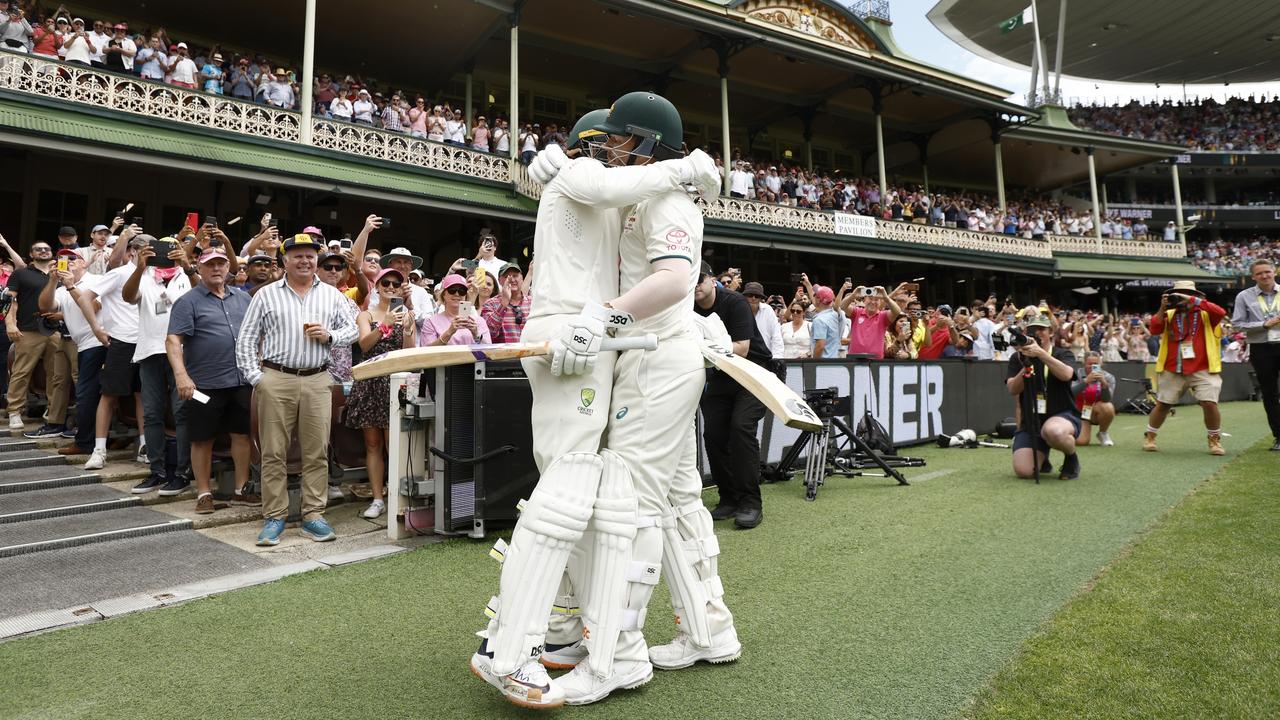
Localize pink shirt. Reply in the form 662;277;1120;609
847;306;891;359
420;311;491;346
408;107;428;134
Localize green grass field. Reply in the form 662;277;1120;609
0;403;1274;720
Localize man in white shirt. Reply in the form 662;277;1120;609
166;42;197;88
134;36;165;80
742;281;783;357
40;251;103;457
74;233;148;473
765;167;782;197
729;161;752;198
970;305;999;361
121;238;192;495
446;109;466;144
88;19;110;67
78;224;112;274
352;89;375;125
264;68;295;109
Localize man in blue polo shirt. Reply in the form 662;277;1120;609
166;246;259;514
809;284;843;359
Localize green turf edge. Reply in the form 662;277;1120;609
962;438;1280;720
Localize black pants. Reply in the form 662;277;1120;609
1249;342;1280;440
700;387;767;511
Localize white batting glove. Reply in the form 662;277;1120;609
529;144;569;186
551;314;605;377
549;302;637;377
680;148;721;198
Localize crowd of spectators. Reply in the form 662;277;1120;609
1068;96;1280;152
0;210;532;529
719;158;1176;239
712;266;1253;364
0;2;586;158
1189;236;1280;277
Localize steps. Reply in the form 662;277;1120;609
0;429;266;621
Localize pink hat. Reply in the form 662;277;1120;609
812;285;835;304
302;225;324;239
198;247;229;264
439;273;468;292
373;267;404;284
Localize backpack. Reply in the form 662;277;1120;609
856;413;895;455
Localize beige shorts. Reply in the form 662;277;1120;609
1156;370;1222;404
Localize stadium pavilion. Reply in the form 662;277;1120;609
0;0;1227;307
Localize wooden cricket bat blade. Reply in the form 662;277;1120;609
351;334;659;380
699;345;823;432
352;342;552;380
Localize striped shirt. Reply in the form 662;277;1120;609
235;276;359;386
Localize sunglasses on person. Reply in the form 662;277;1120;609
320;263;345;272
364;256;379;263
444;286;468;296
379;279;403;289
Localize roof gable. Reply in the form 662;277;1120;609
735;0;884;53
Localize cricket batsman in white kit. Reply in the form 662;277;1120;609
544;92;741;705
469;103;720;709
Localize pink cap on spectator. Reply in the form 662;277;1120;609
439;273;468;292
302;225;324;238
198;247;229;263
813;285;835;304
374;268;404;285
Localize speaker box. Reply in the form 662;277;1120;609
437;361;538;535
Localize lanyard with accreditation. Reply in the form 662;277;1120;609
1260;291;1280;342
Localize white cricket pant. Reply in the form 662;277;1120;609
597;331;705;665
521;314;616;644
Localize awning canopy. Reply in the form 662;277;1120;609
1055;255;1232;284
928;0;1280;84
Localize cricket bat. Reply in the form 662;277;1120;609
351;334;658;380
700;344;823;432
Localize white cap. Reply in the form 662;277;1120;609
177;42;188;49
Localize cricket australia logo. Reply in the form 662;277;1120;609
578;388;596;416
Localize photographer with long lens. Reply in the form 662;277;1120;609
1005;312;1083;480
1142;281;1227;455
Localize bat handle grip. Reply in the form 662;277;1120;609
600;334;658;352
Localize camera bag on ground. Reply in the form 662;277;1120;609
856;413;894;455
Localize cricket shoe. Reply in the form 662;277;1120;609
541;639;587;670
649;626;743;670
470;639;565;710
557;659;653;705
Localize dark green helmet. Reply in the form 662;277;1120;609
592;91;684;161
568;108;610;152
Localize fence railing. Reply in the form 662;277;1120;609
0;50;1192;262
1046;234;1185;258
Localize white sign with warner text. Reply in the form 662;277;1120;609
833;212;876;239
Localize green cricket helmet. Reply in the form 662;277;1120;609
591;91;684;163
568;108;610;152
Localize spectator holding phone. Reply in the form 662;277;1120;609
809;284;842;359
482;262;530;343
421;273;490;346
841;284;900;359
121;238;193;495
344;268;417;519
1072;352;1116;447
780;299;812;358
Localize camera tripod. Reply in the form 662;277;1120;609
764;410;923;501
1118;376;1172;416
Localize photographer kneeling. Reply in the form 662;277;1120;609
1072;352;1116;447
1006;312;1083;480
